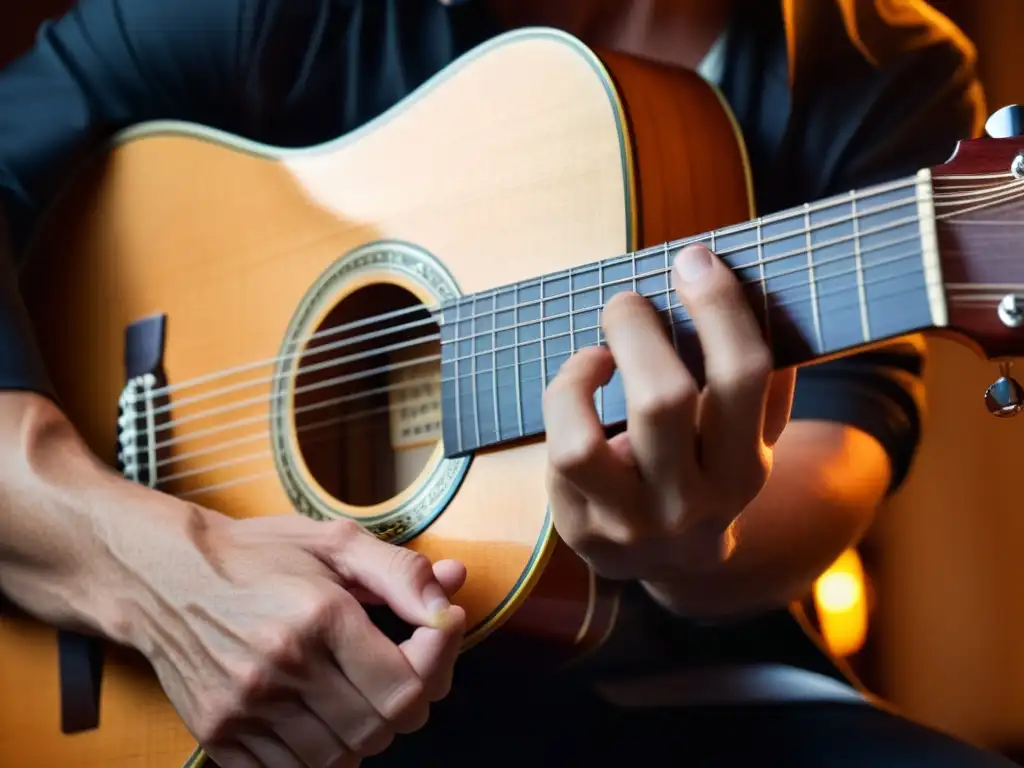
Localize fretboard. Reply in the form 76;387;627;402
439;172;940;457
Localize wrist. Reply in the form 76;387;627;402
0;392;190;646
638;518;743;621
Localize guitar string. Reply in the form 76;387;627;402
123;185;1024;470
141;240;940;439
150;224;927;419
144;172;1018;400
160;268;1023;501
116;176;1024;484
131;262;1011;485
137;243;933;469
140;275;1014;473
130;179;1024;430
149;276;1001;494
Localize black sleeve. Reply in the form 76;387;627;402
0;0;260;399
0;0;432;399
782;2;986;493
0;0;489;400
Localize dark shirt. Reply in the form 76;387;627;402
0;0;986;763
0;0;985;496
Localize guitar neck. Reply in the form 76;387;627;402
439;170;943;456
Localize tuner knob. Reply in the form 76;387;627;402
986;104;1024;139
984;363;1024;418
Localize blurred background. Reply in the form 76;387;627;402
1;0;1022;760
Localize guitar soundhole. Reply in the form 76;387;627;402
292;283;441;508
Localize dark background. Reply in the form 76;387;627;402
2;0;1023;759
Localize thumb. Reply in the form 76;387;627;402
315;520;461;629
348;559;466;606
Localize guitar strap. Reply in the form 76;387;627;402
56;312;168;734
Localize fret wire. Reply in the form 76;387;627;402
539;285;548;391
444;208;923;330
470;297;480;447
513;283;524;438
444;234;922;351
851;192;872;342
440;246;927;371
440;260;936;388
452;303;463;453
449;181;922;315
491;295;500;441
598;261;606;425
665;242;680;354
804;203;824;354
568;268;578;355
757;216;771;345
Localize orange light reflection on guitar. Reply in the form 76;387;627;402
814;547;869;658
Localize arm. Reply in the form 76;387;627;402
0;2;464;763
640;419;889;620
0;203;137;639
0;0;264;635
638;5;986;621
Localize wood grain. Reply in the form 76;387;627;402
932;136;1024;360
0;30;752;768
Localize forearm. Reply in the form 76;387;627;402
0;208;179;642
643;419;891;621
0;391;144;639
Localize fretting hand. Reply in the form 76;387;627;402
543;243;795;584
110;505;466;768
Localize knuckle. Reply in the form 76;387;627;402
721;350;773;390
380;677;427;724
548;431;605;477
224;658;273;709
326;518;364;547
255;630;304;671
599;519;644;549
297;590;346;633
633;379;696;420
195;694;241;744
388;547;433;583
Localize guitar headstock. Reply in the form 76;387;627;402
930;105;1024;416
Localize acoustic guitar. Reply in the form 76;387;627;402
1;26;1022;768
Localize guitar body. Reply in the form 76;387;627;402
0;29;753;767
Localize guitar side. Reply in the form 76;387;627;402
0;29;752;767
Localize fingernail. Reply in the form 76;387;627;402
674;245;713;283
423;583;451;626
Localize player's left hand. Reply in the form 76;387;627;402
542;243;796;581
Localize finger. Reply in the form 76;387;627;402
542;345;637;505
399;603;466;706
763;367;796;448
237;734;304;768
315;520;457;628
302;666;394;759
347;559;466;606
204;744;262;768
325;589;433;735
265;702;347;768
602;290;700;489
431;559;467;595
672;244;773;493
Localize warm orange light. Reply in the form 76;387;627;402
813;547;869;657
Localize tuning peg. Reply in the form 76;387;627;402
984;362;1024;418
986;104;1024;139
